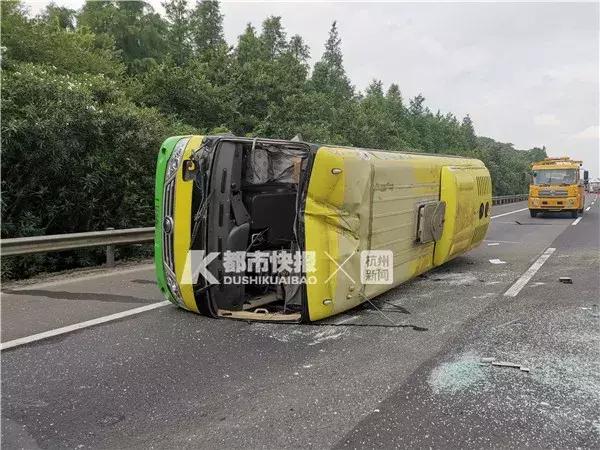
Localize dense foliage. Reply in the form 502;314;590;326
1;0;546;278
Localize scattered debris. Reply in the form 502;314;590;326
478;358;531;373
492;361;521;368
559;277;573;284
489;259;507;264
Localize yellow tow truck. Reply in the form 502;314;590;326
529;157;586;218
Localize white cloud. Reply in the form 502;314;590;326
573;125;600;141
534;114;561;126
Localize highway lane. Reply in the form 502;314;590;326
337;194;600;448
1;264;160;342
1;200;536;344
2;197;599;448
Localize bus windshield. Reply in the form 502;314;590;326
533;169;577;186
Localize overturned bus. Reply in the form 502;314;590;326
155;135;492;322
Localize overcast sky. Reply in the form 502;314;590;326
23;1;600;177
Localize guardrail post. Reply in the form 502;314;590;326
105;227;115;268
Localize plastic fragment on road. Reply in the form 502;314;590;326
492;361;521;368
559;277;573;284
489;259;507;264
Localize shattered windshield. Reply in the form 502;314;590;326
533;169;577;185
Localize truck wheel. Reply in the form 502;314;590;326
571;210;578;218
529;209;537;218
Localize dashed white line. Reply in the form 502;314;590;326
0;301;171;351
504;248;556;297
572;217;583;226
491;207;529;219
585;206;591;211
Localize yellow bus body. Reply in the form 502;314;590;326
155;136;492;322
304;146;491;320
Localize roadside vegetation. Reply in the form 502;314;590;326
1;0;547;278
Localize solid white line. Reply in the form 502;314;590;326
491;207;529;219
572;217;583;226
585;206;591;211
0;301;171;351
504;248;556;297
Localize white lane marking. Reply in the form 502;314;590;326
491;207;529;219
585;206;591;211
572;217;583;226
2;264;154;291
487;243;500;246
0;301;171;351
484;239;520;244
489;259;506;264
504;248;556;297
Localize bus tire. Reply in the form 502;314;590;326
571;210;578;218
529;209;537;218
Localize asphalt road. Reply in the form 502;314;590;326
2;198;599;449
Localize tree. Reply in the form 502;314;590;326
1;1;124;76
260;16;287;58
190;0;226;56
78;0;168;73
288;34;310;65
40;3;77;30
461;114;477;149
162;0;192;65
311;21;353;102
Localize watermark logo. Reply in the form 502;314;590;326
179;249;393;286
182;250;316;285
360;250;393;285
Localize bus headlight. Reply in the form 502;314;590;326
166;138;189;180
166;272;184;306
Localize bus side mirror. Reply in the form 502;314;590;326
584;170;589;181
182;159;198;182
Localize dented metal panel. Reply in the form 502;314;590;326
304;146;491;321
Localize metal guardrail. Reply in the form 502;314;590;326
0;195;528;264
0;227;154;267
491;194;528;205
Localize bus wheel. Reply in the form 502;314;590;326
571;210;578;218
529;209;537;218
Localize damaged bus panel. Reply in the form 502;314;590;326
155;135;492;322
